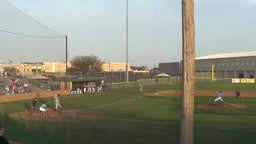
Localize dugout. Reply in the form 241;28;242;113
66;77;104;93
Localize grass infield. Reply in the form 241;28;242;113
1;82;256;144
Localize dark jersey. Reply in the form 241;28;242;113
32;99;38;107
0;136;9;144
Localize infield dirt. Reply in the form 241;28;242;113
9;90;254;120
144;90;251;109
9;108;104;121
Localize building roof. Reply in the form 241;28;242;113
196;51;256;60
155;73;170;77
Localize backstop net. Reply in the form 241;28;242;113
0;0;66;63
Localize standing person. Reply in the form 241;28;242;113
0;125;9;144
235;90;241;100
30;97;38;114
139;84;143;93
214;90;225;103
53;94;63;112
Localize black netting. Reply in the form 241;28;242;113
0;0;66;63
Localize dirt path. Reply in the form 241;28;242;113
197;103;246;109
144;90;256;97
9;90;255;120
144;90;251;109
9;108;104;121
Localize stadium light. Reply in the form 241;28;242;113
125;0;129;82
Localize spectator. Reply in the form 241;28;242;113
0;124;9;144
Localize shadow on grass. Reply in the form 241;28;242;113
0;112;29;144
194;110;256;116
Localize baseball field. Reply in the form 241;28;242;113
1;82;256;144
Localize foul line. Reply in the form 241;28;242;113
92;96;143;108
89;96;256;131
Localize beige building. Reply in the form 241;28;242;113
102;62;130;71
0;63;42;76
19;63;42;75
0;62;129;76
42;61;68;73
0;62;69;76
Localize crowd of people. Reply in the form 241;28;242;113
0;73;31;96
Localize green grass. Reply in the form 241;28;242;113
195;82;256;91
1;83;256;143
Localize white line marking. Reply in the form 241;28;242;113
93;96;143;108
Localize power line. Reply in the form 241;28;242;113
3;0;65;37
0;29;65;38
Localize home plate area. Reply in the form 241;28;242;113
9;108;104;121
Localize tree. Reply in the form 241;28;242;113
4;66;20;75
69;55;103;75
130;65;148;71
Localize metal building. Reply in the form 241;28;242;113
195;51;256;78
158;62;181;76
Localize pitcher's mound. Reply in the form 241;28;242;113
198;103;246;109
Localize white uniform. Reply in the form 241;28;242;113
139;84;143;93
54;94;62;111
39;103;47;115
214;91;225;103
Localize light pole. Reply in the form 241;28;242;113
125;0;129;82
65;35;68;90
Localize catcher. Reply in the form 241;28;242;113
39;101;48;116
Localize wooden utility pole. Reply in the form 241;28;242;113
181;0;195;144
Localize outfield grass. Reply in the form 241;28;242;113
1;83;256;144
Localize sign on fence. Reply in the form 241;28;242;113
241;78;255;83
232;78;240;83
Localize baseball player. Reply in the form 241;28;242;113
235;90;241;100
139;84;143;93
39;101;48;116
30;97;38;114
214;90;225;103
53;94;63;112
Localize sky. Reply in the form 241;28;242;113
1;0;256;68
